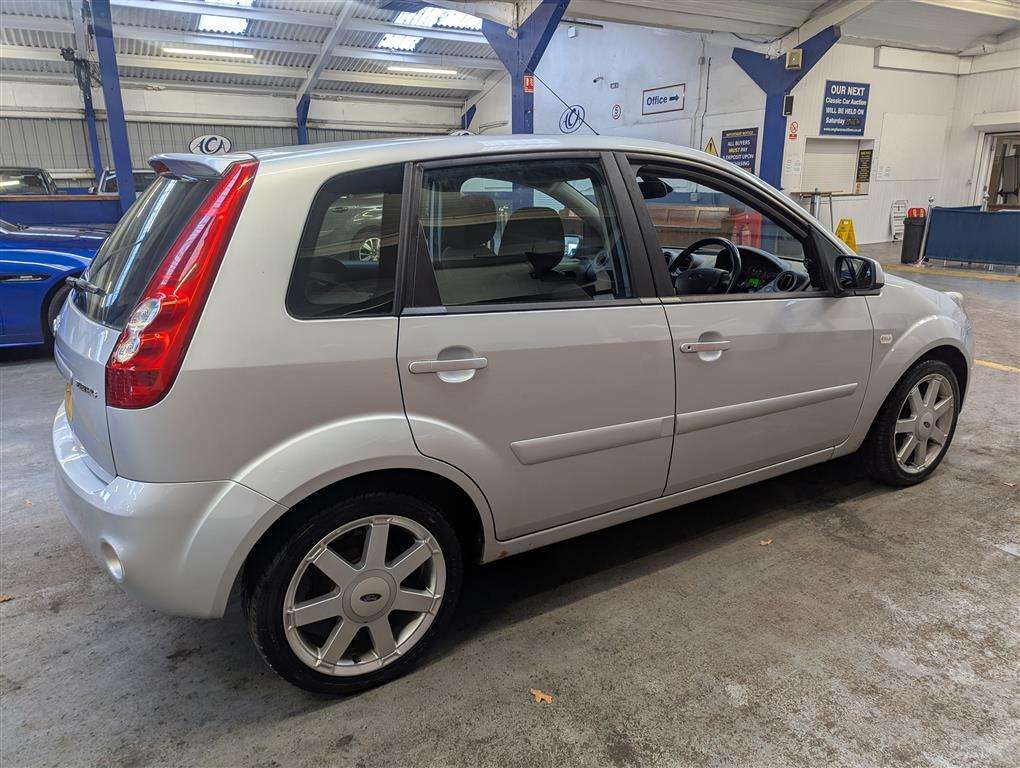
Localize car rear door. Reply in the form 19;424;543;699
621;154;874;493
54;172;222;479
397;152;675;540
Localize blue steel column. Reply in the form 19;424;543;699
482;0;569;134
296;94;311;145
732;26;840;188
81;81;104;184
90;0;135;210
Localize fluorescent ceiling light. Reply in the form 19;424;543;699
0;179;20;187
387;65;458;76
163;47;255;59
378;33;423;51
204;0;253;6
394;7;482;30
198;14;249;34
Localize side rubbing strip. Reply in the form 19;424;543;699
511;416;675;466
675;383;859;435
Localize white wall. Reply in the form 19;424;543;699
0;80;460;134
939;65;1020;206
528;23;1019;245
462;73;511;134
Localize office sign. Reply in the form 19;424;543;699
721;127;759;173
642;83;685;115
189;134;232;155
820;80;869;136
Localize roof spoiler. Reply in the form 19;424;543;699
149;152;257;179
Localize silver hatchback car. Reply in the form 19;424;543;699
53;135;973;694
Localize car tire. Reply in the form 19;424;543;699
862;358;960;486
43;283;71;347
245;491;463;695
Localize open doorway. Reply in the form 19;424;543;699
985;133;1020;210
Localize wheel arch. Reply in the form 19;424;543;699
221;462;496;617
839;338;971;457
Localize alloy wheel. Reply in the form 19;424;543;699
893;373;955;474
283;515;445;676
359;236;381;262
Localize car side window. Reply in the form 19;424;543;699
286;164;403;319
631;164;825;296
413;158;634;307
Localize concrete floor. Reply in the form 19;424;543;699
2;267;1018;768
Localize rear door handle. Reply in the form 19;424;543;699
408;357;488;374
679;341;731;353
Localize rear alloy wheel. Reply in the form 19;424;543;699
246;492;462;694
863;359;960;486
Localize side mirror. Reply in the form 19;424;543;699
834;254;884;294
637;178;671;200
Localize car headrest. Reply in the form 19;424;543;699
498;206;565;276
433;193;497;250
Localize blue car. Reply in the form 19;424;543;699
0;218;109;348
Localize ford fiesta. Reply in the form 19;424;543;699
52;135;973;694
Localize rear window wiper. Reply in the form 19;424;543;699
66;275;106;296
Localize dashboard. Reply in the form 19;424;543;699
666;245;811;294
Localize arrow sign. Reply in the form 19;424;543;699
642;83;685;116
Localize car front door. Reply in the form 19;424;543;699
397;153;676;540
623;155;874;494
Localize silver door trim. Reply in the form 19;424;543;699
485;447;834;558
674;383;859;435
510;415;675;466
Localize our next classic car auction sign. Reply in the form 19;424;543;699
720;128;759;173
820;80;870;136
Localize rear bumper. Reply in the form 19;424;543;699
52;404;283;618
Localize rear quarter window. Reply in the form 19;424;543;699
286;164;404;319
74;175;216;329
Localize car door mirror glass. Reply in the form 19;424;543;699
835;255;883;292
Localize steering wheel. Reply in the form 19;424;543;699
669;237;742;295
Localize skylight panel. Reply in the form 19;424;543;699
394;7;482;31
378;33;424;51
198;0;252;35
198;15;249;34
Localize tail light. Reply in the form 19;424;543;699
106;159;257;409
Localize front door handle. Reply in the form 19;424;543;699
408;357;488;374
679;341;731;353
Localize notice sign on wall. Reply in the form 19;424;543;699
820;80;870;136
721;128;759;173
642;83;685;115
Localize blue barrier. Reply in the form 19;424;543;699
0;195;123;227
924;205;1020;266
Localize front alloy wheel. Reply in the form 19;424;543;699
246;492;462;694
863;359;960;486
893;373;955;474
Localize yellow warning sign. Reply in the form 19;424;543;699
835;218;858;252
704;137;719;156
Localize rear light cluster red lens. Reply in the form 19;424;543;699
106;159;258;409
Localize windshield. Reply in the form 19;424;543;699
73;175;216;329
0;169;53;195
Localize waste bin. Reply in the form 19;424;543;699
901;215;926;263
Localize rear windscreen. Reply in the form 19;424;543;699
74;175;215;329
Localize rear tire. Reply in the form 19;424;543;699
43;283;71;347
245;491;462;695
862;359;960;486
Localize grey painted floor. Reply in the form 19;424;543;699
2;268;1017;768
